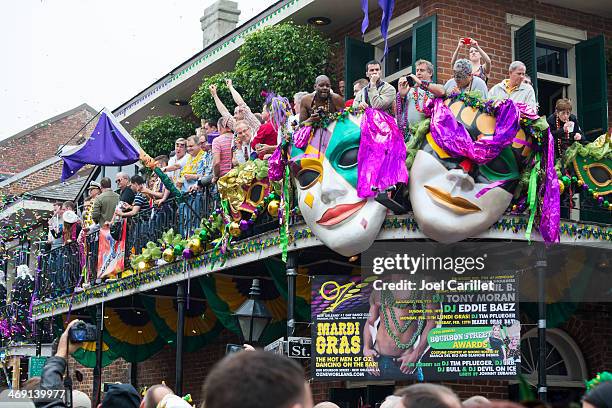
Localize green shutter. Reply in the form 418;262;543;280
344;37;375;101
514;19;538;96
576;35;608;138
412;15;437;82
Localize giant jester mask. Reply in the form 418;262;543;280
409;97;535;242
289;109;408;256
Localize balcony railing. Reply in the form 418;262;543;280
33;185;610;302
35;187;287;301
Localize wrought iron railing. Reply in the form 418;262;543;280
33;185;611;301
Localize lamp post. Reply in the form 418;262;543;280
234;279;272;344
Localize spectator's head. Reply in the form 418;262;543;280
218;116;234;134
523;74;532;86
338;80;345;96
88;181;102;199
62;200;76;212
115;172;130;191
203;120;218;135
468;46;481;64
508;61;527;87
583;381;612;408
313;403;340;408
452;59;473;89
314;75;332;100
555;98;573;122
203;350;312;408
186;135;201;157
53;202;63;215
174;138;187;158
462;395;490;408
234;105;247;121
415;59;435;81
100;383;140;408
353;79;368;97
22;377;40;390
198;133;211;152
380;396;402;408
100;177;112;190
130;175;146;193
396;384;461;408
293;92;309;115
141;384;173;408
365;59;382;80
154;155;169;168
73;389;92;408
235;120;253;144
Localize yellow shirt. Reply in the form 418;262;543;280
180;150;204;177
503;79;519;95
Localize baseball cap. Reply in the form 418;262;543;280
102;383;140;408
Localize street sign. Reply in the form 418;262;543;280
28;356;47;378
287;337;311;359
264;337;285;355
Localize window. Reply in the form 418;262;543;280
385;37;413;76
536;43;568;77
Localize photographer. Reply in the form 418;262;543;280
38;320;83;408
395;59;445;137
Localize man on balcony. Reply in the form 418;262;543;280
352;60;396;115
115;175;150;219
92;177;119;227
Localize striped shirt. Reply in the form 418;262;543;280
212;133;234;177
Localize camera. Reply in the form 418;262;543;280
69;321;97;343
406;76;416;87
316;107;326;117
462;37;472;45
226;344;244;355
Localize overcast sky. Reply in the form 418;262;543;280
0;0;275;141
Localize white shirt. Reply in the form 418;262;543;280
167;154;189;183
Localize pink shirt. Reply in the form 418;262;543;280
212;132;234;176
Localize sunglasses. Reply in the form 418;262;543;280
176;143;186;147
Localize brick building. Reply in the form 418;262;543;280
14;1;612;407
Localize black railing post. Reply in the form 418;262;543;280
536;244;548;402
286;253;297;339
93;302;104;407
175;282;186;395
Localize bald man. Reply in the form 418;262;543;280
299;75;345;124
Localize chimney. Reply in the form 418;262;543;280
200;0;241;49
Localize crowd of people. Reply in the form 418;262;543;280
47;36;586;259
5;320;609;408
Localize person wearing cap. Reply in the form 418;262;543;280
101;384;141;408
82;181;101;229
444;58;488;98
62;210;81;244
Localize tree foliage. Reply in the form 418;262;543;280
190;22;332;118
132;115;197;158
189;72;237;123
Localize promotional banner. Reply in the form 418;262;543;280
311;271;519;380
97;221;126;279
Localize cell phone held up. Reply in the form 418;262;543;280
69;321;97;343
406;76;416;87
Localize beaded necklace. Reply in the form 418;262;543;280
380;289;426;350
555;114;570;157
412;88;429;113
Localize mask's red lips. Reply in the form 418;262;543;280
317;201;367;226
